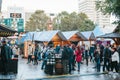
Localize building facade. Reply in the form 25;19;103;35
78;0;111;28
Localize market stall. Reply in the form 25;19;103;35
0;24;16;37
62;31;87;46
97;32;120;47
34;30;67;47
21;30;67;58
0;24;17;74
81;31;95;46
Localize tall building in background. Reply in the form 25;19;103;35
78;0;111;28
0;0;2;12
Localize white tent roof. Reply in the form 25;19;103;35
33;32;42;41
35;30;67;42
62;31;87;40
19;30;67;43
24;32;36;41
81;31;95;40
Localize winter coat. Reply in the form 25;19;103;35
1;44;13;62
111;51;119;63
62;46;69;60
75;50;82;62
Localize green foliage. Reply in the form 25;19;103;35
25;10;49;31
25;10;95;32
53;11;95;31
96;0;120;26
96;0;120;16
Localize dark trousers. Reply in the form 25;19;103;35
27;55;33;63
72;56;75;70
62;60;69;74
111;61;119;72
69;59;73;73
85;57;88;66
103;58;110;71
33;56;38;65
85;50;89;66
1;61;8;74
96;59;101;72
41;59;47;69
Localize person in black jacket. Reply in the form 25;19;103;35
61;46;69;74
0;40;13;75
103;45;111;72
67;45;74;74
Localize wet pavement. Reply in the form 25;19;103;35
0;56;120;80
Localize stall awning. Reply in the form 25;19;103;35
0;24;16;37
97;33;120;38
97;33;120;45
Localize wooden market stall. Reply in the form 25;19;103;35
62;31;87;46
21;32;36;58
24;40;35;58
81;31;96;46
22;31;67;57
51;33;63;47
34;30;67;47
97;32;120;47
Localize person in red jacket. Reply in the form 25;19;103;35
74;46;82;72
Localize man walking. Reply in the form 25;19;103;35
0;40;13;75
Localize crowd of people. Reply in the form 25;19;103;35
0;38;120;75
26;42;120;74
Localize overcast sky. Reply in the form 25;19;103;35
2;0;78;13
